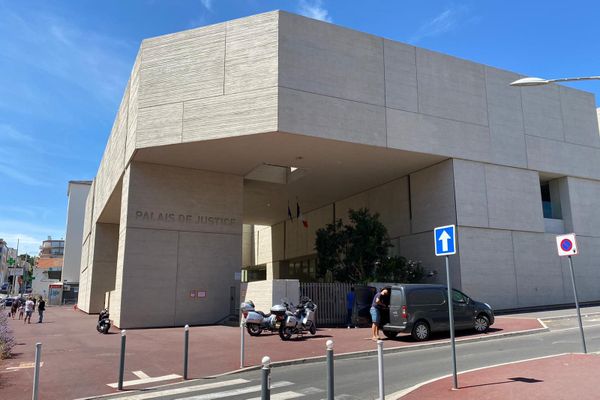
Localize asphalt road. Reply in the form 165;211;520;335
95;309;600;400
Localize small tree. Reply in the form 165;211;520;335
315;208;425;283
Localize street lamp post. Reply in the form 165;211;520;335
510;76;600;87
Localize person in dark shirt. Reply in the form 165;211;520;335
370;288;389;341
346;287;356;328
37;298;46;323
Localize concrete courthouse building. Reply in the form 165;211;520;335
78;11;600;328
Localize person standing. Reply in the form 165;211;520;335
10;301;18;319
346;287;356;328
370;288;389;341
37;297;46;323
24;297;34;324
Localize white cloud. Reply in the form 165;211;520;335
0;219;64;255
298;0;332;23
409;7;467;43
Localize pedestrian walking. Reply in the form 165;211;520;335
24;297;34;324
37;297;46;323
10;302;18;319
18;301;24;320
370;287;390;341
346;287;356;328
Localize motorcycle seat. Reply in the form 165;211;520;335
256;311;271;318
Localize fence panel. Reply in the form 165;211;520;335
300;282;353;326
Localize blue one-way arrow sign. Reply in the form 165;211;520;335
434;225;456;256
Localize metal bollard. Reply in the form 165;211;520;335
261;356;271;400
118;330;127;390
326;340;334;400
377;340;385;400
184;324;190;379
240;319;245;368
32;342;42;400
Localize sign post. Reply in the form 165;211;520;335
556;233;587;354
434;224;458;389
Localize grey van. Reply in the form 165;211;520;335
381;284;494;341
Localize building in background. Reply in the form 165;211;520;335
78;11;600;328
0;239;8;289
33;237;64;304
62;180;92;303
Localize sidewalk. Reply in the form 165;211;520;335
396;353;600;400
0;306;543;400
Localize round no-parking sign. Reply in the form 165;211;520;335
556;233;578;256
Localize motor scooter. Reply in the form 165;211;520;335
278;297;317;340
96;308;111;334
241;300;288;336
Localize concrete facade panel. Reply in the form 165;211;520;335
255;225;273;266
83;180;95;239
453;160;488;228
284;205;333;259
139;24;225;108
410;160;456;233
386;108;491;162
521;84;564;141
383;40;418;112
526;135;600;180
484;164;544;232
175;232;241;325
565;236;600;302
559;87;600;148
136;102;183;148
279;12;384;106
335;192;368;225
279;87;386;146
126;50;141;163
87;223;119;313
225;12;278;94
564;177;600;237
416;48;488;126
367;177;411;238
484;67;527;168
126;163;243;235
512;232;568;306
271;222;285;262
458;227;517;309
119;227;179;327
182;87;278;142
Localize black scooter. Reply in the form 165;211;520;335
97;308;111;334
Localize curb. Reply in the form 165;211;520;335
206;325;549;378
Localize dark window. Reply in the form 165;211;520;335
407;289;445;305
391;288;403;305
47;271;62;280
541;183;552;218
452;289;468;303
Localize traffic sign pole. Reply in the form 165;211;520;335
567;255;587;354
445;255;458;389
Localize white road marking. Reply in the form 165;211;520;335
133;371;150;379
6;362;44;370
107;373;182;388
110;378;250;400
178;381;294;400
549;323;600;332
247;391;304;400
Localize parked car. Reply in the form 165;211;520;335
380;284;494;341
0;282;9;294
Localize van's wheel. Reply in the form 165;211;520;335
246;324;263;336
279;326;293;341
474;314;490;333
411;320;430;341
383;330;398;339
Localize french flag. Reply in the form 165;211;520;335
297;202;308;228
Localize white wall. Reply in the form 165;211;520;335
63;182;92;283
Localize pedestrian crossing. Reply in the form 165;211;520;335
112;377;343;400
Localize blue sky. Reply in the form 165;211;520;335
1;0;599;254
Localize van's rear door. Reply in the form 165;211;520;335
388;287;405;327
